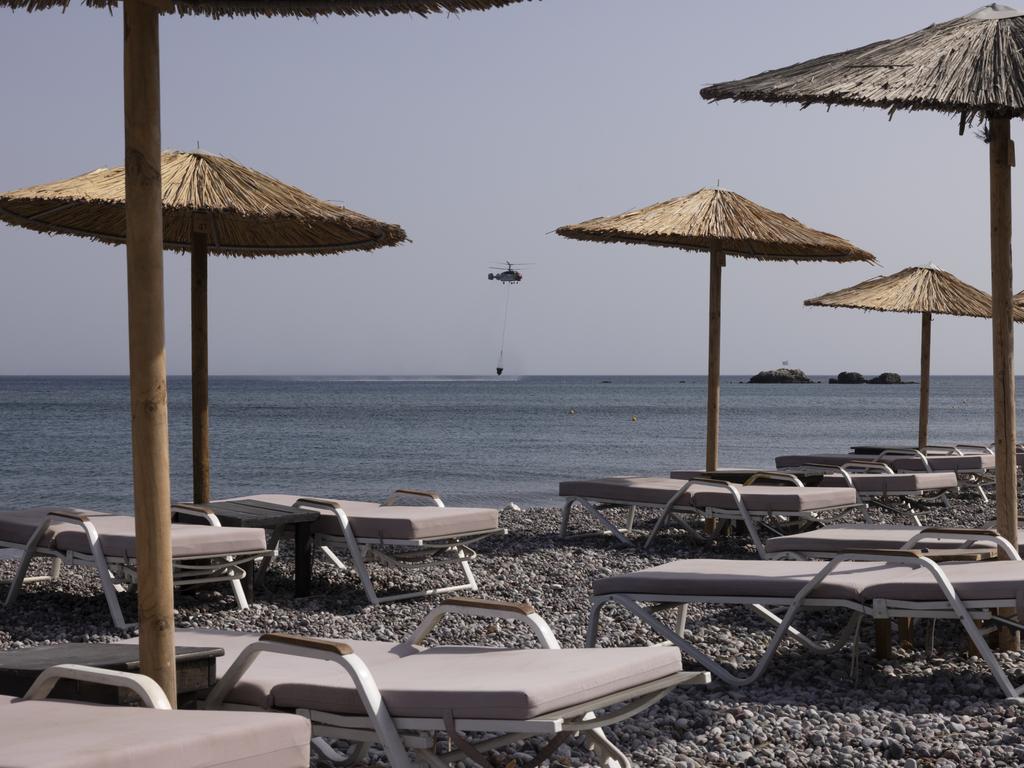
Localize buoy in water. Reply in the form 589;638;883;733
631;415;638;422
496;366;504;376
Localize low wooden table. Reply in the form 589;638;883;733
177;500;321;597
0;644;222;708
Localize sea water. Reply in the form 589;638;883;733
0;375;1015;510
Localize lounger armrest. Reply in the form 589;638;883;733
23;664;172;709
441;597;536;615
956;444;994;455
920;527;998;536
171;502;221;526
259;632;353;656
877;449;931;470
407;598;559;649
46;509;93;523
292;497;343;513
743;472;804;487
844;548;925;559
384;489;445;507
839;460;895;474
923;444;962;455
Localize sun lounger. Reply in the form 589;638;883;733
671;464;956;524
2;507;268;629
764;525;1024;559
559;475;861;556
194;492;506;604
776;449;994;500
115;598;707;768
0;663;309;768
587;534;1024;698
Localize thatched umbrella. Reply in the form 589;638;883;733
0;150;407;505
806;265;1022;447
701;3;1024;553
5;0;530;701
557;187;874;471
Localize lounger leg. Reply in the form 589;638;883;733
310;736;369;767
675;604;688;636
458;550;478;592
560;499;573;538
255;526;283;588
227;562;250;611
5;517;56;606
584;728;631;768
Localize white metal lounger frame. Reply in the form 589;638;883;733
281;493;506;605
786;461;952;525
587;533;1024;699
3;509;268;629
204;598;708;768
562;475;864;557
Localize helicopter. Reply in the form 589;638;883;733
488;261;527;284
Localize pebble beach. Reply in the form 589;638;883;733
3;494;1024;767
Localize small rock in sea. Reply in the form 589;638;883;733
828;371;865;384
749;367;811;384
868;371;903;384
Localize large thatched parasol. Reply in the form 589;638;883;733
806;265;1021;447
701;3;1024;552
0;150;407;506
557;187;874;471
6;0;531;701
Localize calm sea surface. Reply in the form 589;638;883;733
1;375;1019;511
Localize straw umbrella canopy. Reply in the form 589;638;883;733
0;150;407;506
6;0;530;701
806;265;1023;447
557;187;875;472
700;3;1024;551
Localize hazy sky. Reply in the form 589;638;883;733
0;1;1018;375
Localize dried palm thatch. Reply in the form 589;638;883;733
1;0;528;16
0;151;407;255
805;264;1023;319
556;187;875;263
700;4;1024;127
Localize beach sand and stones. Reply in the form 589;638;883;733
2;492;1024;766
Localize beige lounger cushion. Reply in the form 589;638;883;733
122;629;681;720
559;477;856;512
691;485;855;512
0;695;309;768
818;472;958;492
227;494;499;540
863;560;1024;603
592;559;876;601
0;508;111;548
53;517;266;558
762;525;1012;555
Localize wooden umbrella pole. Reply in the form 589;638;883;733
191;230;210;504
917;311;931;449
706;249;724;472
989;116;1018;550
124;0;177;702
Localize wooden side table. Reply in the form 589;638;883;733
0;644;223;708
